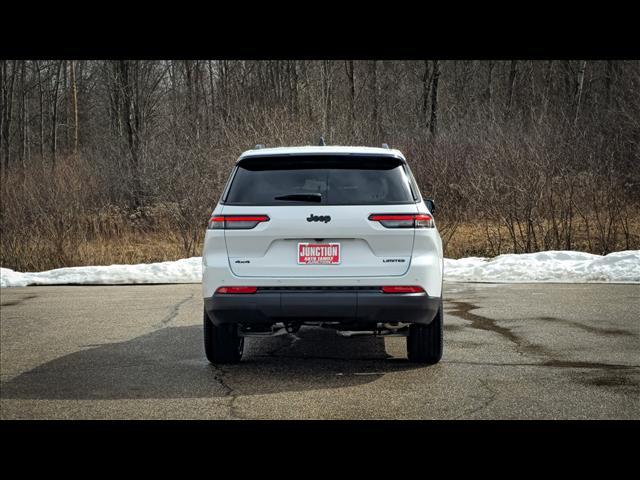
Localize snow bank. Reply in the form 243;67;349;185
444;250;640;283
1;251;639;288
0;257;202;288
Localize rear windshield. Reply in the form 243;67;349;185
223;155;416;206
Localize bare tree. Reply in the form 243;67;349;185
541;60;553;121
484;61;494;107
289;60;299;117
50;60;62;166
573;60;587;126
70;60;79;155
345;60;355;134
422;60;432;126
34;61;45;159
429;60;440;139
371;60;378;138
1;60;17;172
605;60;613;109
2;60;639;271
505;60;518;120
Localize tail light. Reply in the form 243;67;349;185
381;286;425;294
368;213;434;228
216;286;258;294
208;215;269;230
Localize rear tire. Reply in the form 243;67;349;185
204;308;244;364
407;299;443;364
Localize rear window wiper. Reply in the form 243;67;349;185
273;193;322;203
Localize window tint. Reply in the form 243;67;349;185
224;156;416;205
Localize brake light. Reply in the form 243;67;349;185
381;286;425;294
208;215;269;230
216;286;258;294
368;213;434;228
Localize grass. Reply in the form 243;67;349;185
2;218;638;273
1;232;190;272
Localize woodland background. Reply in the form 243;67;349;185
1;60;639;271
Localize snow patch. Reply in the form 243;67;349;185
444;250;640;283
1;257;202;288
1;251;639;288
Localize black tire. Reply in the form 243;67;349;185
407;299;443;364
204;308;244;364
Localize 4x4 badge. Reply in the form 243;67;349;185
307;214;331;223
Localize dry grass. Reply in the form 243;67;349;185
1;230;190;272
3;217;638;273
445;219;640;259
74;233;189;266
444;224;500;258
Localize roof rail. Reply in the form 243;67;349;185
381;143;390;149
254;144;265;149
318;136;326;146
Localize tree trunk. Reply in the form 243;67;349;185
573;60;587;127
422;60;432;126
345;60;355;135
207;60;216;133
301;61;312;121
429;60;440;140
504;60;518;120
63;60;69;153
35;60;45;159
289;60;299;118
51;60;62;167
605;60;613;110
107;61;122;138
1;61;17;173
184;60;193;136
0;62;3;171
118;60;143;208
70;60;79;155
0;61;5;172
20;60;26;169
195;61;204;140
321;60;331;137
484;61;494;107
371;60;378;138
541;60;553;121
220;60;228;121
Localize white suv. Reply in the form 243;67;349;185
202;145;443;364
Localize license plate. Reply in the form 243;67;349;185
298;242;341;265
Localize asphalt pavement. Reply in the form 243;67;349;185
1;282;638;419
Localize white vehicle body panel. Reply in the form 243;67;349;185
222;204;417;277
202;146;443;298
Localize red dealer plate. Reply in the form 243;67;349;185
297;243;341;265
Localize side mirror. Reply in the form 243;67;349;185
425;198;436;214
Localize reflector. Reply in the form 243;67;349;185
381;286;425;293
216;286;258;294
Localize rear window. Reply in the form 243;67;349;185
223;155;417;206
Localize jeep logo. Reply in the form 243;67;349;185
307;214;331;223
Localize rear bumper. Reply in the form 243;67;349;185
204;289;441;326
